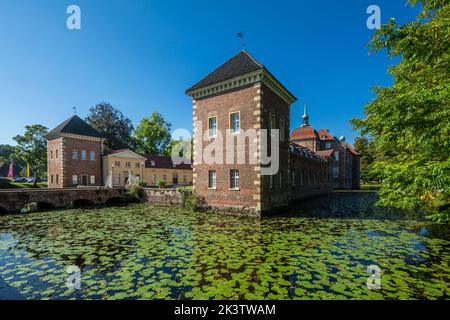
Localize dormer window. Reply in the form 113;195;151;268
151;160;155;167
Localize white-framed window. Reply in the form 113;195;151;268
208;116;217;138
81;150;87;160
90;175;95;185
114;174;121;186
230;112;240;134
135;163;140;168
163;175;167;182
208;170;216;189
280;118;285;141
230;169;239;189
325;142;331;149
125;162;131;167
114;161;120;167
72;149;78;160
334;151;339;161
90;151;95;161
269;113;276;137
72;175;78;185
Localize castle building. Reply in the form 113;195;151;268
46;115;104;188
46;115;193;188
291;105;360;189
186;51;340;215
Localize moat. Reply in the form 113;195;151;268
0;192;448;300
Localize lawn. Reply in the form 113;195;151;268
0;179;47;189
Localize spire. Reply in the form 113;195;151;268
302;104;309;127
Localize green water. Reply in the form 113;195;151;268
0;192;448;300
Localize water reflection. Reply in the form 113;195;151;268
0;193;448;300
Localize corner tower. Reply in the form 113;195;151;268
186;50;296;215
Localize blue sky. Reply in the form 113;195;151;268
0;0;420;145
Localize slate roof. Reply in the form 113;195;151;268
145;155;192;170
46;115;103;140
185;50;265;93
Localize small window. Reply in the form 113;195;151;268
125;162;131;167
56;149;59;159
115;161;120;167
208;170;216;189
151;160;155;167
51;175;54;184
50;150;53;160
269;113;276;137
114;174;121;186
81;150;87;160
56;174;59;184
72;175;78;185
90;151;95;161
325;142;331;149
208;116;217;138
230;169;239;189
230;112;240;134
183;175;187;184
163;175;167;182
280;119;285;141
90;175;95;185
72;149;78;160
334;151;339;161
152;175;156;184
135;163;140;168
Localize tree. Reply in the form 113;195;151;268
133;112;172;155
13;125;48;186
353;135;378;183
86;103;134;150
0;144;26;176
351;0;450;222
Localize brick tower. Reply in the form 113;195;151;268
46;115;104;188
186;51;297;215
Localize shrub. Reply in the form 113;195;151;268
138;181;148;188
180;190;205;212
125;184;143;202
158;180;167;188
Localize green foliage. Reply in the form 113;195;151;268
353;135;380;182
351;0;450;222
86;103;134;150
180;191;204;212
133;112;172;155
0;202;448;300
125;184;143;201
13;125;48;184
138;181;148;188
157;180;166;188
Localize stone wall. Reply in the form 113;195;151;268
142;188;184;206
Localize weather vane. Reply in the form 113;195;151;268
237;32;245;50
73;106;77;115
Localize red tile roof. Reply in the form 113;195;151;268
318;129;334;141
344;143;360;156
290;126;318;140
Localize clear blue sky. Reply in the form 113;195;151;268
0;0;420;145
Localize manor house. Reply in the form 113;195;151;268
186;50;360;215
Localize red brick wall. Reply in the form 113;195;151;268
61;136;103;188
193;84;260;211
259;84;291;211
47;138;63;188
